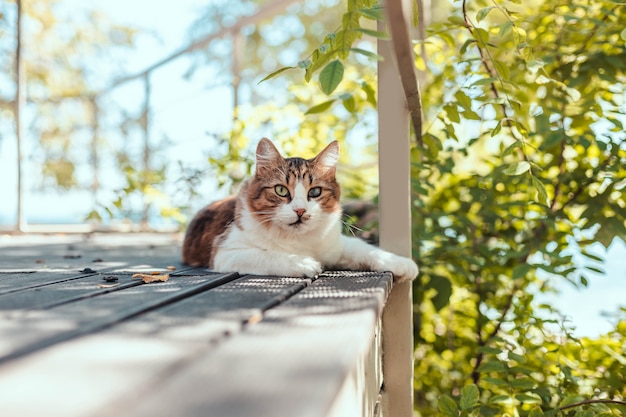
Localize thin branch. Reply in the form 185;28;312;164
559;399;626;412
573;6;619;56
549;103;568;212
554;153;617;213
461;0;528;163
461;0;501;108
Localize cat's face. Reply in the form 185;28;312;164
245;138;341;234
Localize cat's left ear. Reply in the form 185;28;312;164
313;141;339;176
255;137;283;174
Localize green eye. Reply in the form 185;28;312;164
308;187;322;198
274;185;290;198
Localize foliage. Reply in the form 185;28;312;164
0;0;137;191
260;0;626;415
186;0;382;202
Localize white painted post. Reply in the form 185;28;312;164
377;1;415;416
14;0;26;233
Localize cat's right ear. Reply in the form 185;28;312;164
255;138;282;174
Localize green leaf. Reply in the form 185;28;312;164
349;47;383;61
512;263;532;279
477;346;502;355
428;275;452;311
460;384;479;410
531;176;549;206
445;104;460;123
319;60;344;95
529;406;545;417
504;161;531;176
454;91;473;112
489;395;511;404
474;27;490;44
361;81;376;106
342;94;356;113
257;66;296;84
584;265;605;275
476;6;494;22
541;132;563;150
472;77;498;87
353;27;389;39
510;377;535;389
483;377;508;387
304;99;336;115
359;6;384;20
448;15;466;26
438;395;459;417
503;141;521;156
478;360;506;373
515;393;542;404
507;351;527;363
423;133;443;161
499;21;514;38
580;251;604;263
559;395;584;408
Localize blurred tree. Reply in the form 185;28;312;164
0;0;137;191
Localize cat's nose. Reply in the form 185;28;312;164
294;208;306;217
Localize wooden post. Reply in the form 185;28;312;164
231;30;243;114
141;73;151;230
14;0;26;232
378;0;416;415
89;96;100;212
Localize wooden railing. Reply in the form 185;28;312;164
378;0;418;414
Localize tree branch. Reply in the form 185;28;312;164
559;399;626;412
462;0;502;110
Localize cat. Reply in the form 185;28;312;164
182;138;418;282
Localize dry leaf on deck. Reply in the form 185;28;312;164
132;273;170;283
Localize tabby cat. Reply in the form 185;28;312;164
182;138;418;281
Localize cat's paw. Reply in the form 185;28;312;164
372;252;418;282
288;256;323;278
389;256;418;282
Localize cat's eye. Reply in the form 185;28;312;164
308;187;322;198
274;185;290;198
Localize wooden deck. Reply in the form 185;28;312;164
0;234;391;417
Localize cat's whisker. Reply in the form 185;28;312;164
340;220;364;237
340;213;367;237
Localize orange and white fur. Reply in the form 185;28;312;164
182;138;418;281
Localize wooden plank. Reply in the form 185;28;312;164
0;271;239;364
0;274;314;417
103;271;392;417
0;271;97;296
0;234;182;270
0;261;198;298
0;273;141;310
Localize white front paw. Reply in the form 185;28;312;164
289;256;323;278
390;257;419;282
372;252;418;282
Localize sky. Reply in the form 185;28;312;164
0;0;624;338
